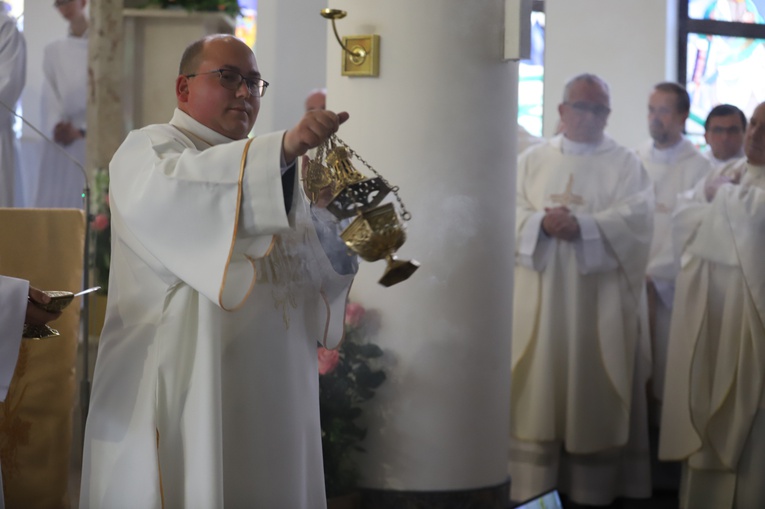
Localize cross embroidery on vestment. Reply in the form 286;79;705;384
550;174;584;207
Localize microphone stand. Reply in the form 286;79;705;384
0;98;93;446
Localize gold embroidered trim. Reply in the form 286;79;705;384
319;288;352;350
157;428;165;509
218;137;264;312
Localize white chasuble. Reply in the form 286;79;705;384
636;138;712;282
660;164;765;509
510;135;653;505
81;109;354;509
0;13;25;207
31;34;88;208
636;138;712;401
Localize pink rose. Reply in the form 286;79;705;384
345;302;366;328
92;213;110;232
318;347;340;375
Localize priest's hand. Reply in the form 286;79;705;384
283;110;350;166
704;174;739;202
25;287;62;327
53;121;84;146
542;207;580;241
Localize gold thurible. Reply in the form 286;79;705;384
305;135;419;287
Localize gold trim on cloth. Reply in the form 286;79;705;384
218;138;267;312
157;428;165;509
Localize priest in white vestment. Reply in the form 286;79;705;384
30;0;88;209
636;82;713;409
0;276;61;509
0;6;25;207
660;101;765;509
703;104;746;169
80;35;357;509
509;74;654;506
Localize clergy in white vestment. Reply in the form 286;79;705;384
0;276;62;509
30;0;88;209
636;82;713;409
80;35;357;509
509;73;654;507
703;104;747;169
660;101;765;509
0;5;25;207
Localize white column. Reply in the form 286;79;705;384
325;0;516;491
252;0;328;135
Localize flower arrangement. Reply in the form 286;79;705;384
143;0;242;16
91;168;111;294
319;302;386;498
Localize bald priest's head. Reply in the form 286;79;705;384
175;35;268;140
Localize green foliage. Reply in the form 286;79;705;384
91;169;111;294
319;307;386;498
143;0;242;16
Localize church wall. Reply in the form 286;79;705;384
323;0;516;492
543;0;677;150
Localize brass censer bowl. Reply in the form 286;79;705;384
305;135;419;286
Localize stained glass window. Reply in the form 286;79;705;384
518;11;545;137
681;0;765;147
686;33;765;144
235;0;257;50
689;0;765;24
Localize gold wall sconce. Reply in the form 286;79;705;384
321;9;380;77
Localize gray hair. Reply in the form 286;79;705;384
562;73;610;103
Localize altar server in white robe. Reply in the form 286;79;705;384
31;0;88;209
509;73;654;507
660;101;765;509
0;5;25;207
636;82;712;408
0;276;61;509
80;35;357;509
703;104;746;169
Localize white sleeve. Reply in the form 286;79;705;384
111;128;290;311
40;43;64;135
516;211;554;271
573;213;618;273
0;275;28;402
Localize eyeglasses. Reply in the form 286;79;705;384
565;102;611;117
53;0;75;6
185;68;269;98
709;126;743;135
